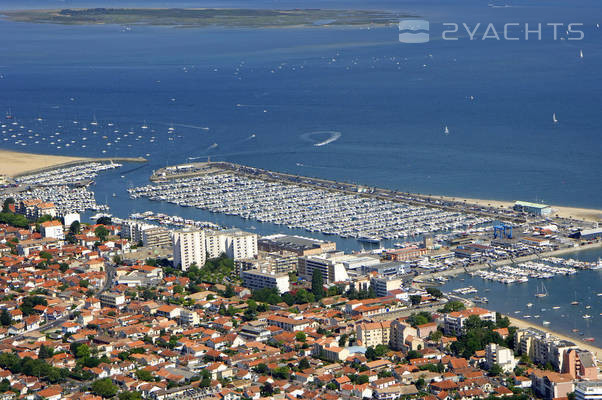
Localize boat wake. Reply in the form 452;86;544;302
158;122;209;131
241;133;256;142
301;130;342;147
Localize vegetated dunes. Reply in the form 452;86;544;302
2;8;413;28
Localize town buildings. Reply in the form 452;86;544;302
172;228;205;271
241;269;290;293
485;343;516;372
205;228;258;260
575;381;602;400
443;307;497;336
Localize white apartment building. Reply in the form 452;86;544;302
172;228;206;271
99;292;125;309
575;381;602;400
370;276;404;298
179;309;200;326
205;228;258;260
141;226;171;248
40;220;64;240
444;307;497;336
241;269;290;293
297;252;351;284
63;213;80;228
485;343;517;372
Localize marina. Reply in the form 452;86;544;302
470;260;590;284
129;170;494;243
441;247;602;343
14;162;122;186
123;211;221;230
0;162;127;215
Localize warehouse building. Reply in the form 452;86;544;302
513;201;552;216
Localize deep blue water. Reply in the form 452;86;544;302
0;0;600;339
1;0;601;208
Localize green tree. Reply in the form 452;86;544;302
254;363;269;374
407;312;433;327
426;287;443;298
2;198;14;213
374;344;389;357
96;216;112;225
443;300;466;313
251;288;282;305
223;284;235;298
338;334;348;347
94;225;109;241
311;269;325;300
298;358;310;370
260;382;274;397
294;288;314;304
119;392;143;400
69;220;81;234
0;310;11;327
271;366;290;380
282;292;295;306
76;344;91;359
488;363;503;376
429;330;443;341
365;347;377;361
416;377;426;389
20;296;47;316
91;378;118;398
39;344;53;359
135;369;154;381
65;232;78;244
0;212;29;228
410;295;422;306
295;331;307;342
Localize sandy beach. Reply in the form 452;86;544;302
0;149;89;177
506;315;601;358
436;195;602;223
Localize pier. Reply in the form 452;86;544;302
12;156;147;178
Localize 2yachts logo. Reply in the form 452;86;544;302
398;20;430;43
399;21;585;42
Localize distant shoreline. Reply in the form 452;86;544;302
1;8;410;29
0;149;146;178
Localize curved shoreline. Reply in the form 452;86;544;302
0;149;146;178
